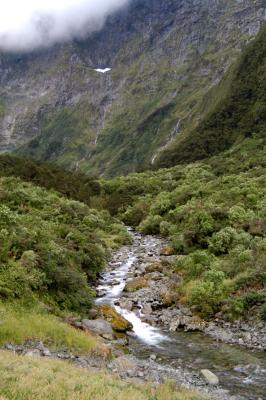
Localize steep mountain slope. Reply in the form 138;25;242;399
0;0;265;176
156;22;266;168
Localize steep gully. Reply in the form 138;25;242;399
96;230;266;400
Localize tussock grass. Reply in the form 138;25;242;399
0;351;204;400
0;305;98;354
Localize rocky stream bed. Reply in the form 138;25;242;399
4;230;266;399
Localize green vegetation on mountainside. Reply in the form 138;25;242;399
96;133;266;320
157;23;266;167
6;1;263;176
0;154;100;205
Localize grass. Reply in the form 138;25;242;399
0;304;99;354
0;351;204;400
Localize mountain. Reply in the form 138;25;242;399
0;0;265;176
156;22;266;167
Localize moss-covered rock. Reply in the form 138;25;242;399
98;305;133;332
145;262;164;273
160;246;176;256
124;277;149;293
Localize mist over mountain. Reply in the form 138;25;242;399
0;0;130;52
0;0;265;176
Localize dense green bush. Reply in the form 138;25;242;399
0;177;129;314
208;227;238;254
139;215;163;235
179;250;217;280
187;270;227;317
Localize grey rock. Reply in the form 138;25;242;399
42;348;51;357
101;333;114;341
24;349;41;358
201;369;219;385
81;319;113;336
142;304;153;315
119;299;133;311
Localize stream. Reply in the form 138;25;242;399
96;230;266;400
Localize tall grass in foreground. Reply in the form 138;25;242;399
0;351;204;400
0;305;98;354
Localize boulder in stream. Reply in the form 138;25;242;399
99;305;133;332
81;319;113;336
201;369;219;385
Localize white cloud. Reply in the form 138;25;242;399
0;0;129;52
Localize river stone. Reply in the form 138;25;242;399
24;349;41;358
42;348;51;357
142;304;153;315
81;319;113;336
119;299;133;311
108;356;138;376
169;319;181;332
101;333;114;341
201;369;219;385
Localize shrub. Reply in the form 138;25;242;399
121;198;150;226
209;227;236;254
188;270;227;317
150;192;172;215
229;246;253;264
171;235;186;253
0;205;18;229
260;304;266;321
248;219;266;236
138;215;163;234
222;298;245;320
160;221;173;237
187;210;215;236
243;291;265;310
0;260;43;300
228;205;254;224
232;269;266;291
224;291;266;320
180;250;216;280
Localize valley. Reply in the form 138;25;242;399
0;1;265;399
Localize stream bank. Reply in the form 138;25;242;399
3;230;266;399
95;230;266;400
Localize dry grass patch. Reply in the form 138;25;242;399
124;277;149;292
0;305;99;354
0;351;205;400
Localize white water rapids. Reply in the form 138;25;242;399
96;251;168;346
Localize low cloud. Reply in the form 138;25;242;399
0;0;130;52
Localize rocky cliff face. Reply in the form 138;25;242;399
0;0;265;176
